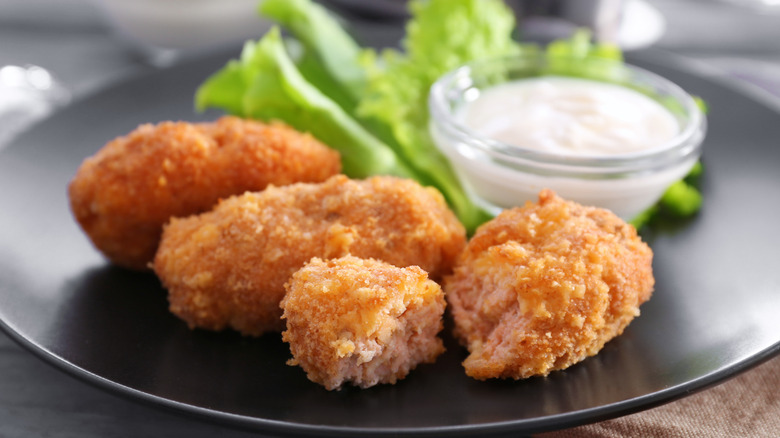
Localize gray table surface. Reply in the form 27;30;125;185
1;0;779;436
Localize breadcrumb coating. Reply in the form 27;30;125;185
68;116;341;270
445;189;654;380
153;175;466;336
281;256;446;390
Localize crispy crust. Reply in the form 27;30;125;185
153;175;466;336
68;116;341;269
281;256;446;390
445;189;654;380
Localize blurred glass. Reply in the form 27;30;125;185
0;65;70;148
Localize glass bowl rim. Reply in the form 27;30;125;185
428;54;706;172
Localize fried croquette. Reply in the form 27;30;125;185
153;175;466;336
68;116;341;270
445;189;654;380
281;255;446;390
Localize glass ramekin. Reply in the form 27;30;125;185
428;54;706;220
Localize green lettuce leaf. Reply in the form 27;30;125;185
544;29;627;81
196;27;413;179
259;0;365;110
356;0;522;231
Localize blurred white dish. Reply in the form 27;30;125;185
0;65;69;148
618;0;666;50
94;0;270;51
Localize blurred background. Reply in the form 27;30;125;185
1;0;779;140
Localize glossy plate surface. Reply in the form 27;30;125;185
0;50;778;436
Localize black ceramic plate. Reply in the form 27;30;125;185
0;50;778;437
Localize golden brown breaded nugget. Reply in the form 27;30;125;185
281;255;446;390
68;116;341;270
153;175;466;336
445;189;654;380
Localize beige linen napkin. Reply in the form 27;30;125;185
537;355;780;437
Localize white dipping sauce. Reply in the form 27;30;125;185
430;74;703;220
461;76;680;155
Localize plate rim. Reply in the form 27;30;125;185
2;317;777;436
1;47;779;436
